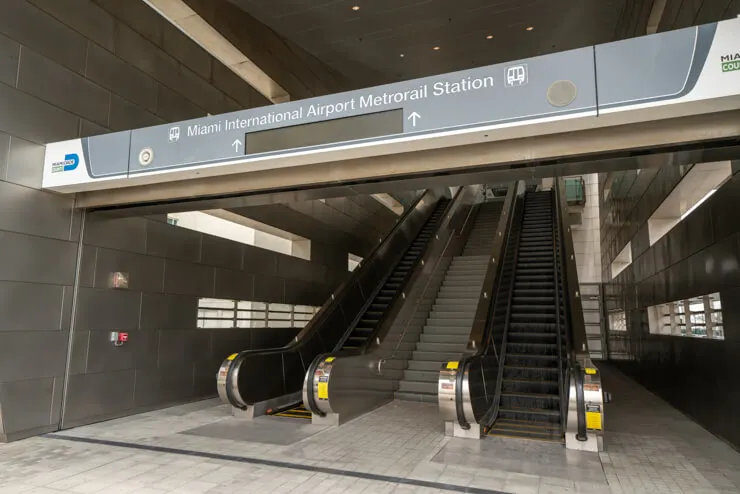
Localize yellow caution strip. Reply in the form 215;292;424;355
272;403;312;420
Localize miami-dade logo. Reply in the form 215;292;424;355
51;153;79;173
721;53;739;73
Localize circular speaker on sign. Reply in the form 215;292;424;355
546;80;577;107
138;148;154;166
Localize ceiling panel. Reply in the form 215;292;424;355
228;0;631;85
227;0;737;87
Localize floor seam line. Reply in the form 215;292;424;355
43;433;511;494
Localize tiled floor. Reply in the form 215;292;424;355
0;366;738;494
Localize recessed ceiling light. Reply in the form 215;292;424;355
400;53;405;58
433;46;440;50
526;26;534;31
486;35;494;39
352;5;360;11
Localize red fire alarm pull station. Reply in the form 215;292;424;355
110;332;129;347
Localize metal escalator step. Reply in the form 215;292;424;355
512;297;555;304
506;342;558;355
510;304;555;313
510;312;556;320
508;332;557;341
509;323;558;331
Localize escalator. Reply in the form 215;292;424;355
488;191;564;441
444;180;600;448
268;198;449;420
216;189;456;421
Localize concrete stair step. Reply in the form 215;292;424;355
424;318;473;327
412;350;463;361
408;361;446;372
403;370;441;383
423;325;472;335
416;342;467;353
398;380;437;394
394;392;438;403
420;334;470;344
428;311;478;319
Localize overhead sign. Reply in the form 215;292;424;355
42;18;740;192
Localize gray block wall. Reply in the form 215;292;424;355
0;0;346;441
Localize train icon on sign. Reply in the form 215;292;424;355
169;126;181;142
505;64;528;87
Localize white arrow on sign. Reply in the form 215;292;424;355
232;139;242;153
408;112;421;127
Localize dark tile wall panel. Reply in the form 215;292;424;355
0;0;353;441
0;0;87;74
146;221;201;263
63;370;136;426
85;42;158;110
601;165;740;450
0;378;56;439
0;176;75;241
0;33;20;87
0;231;77;285
108;93;164;132
139;292;198;332
0;82;80;144
161;22;212;81
201;235;243;270
75;287;141;332
162;259;214;297
0;331;69;382
6;135;45;189
0;281;65;332
28;0;115;51
17;46;110;126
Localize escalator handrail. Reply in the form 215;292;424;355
553;179;589;440
551;189;566;429
228;189;438;361
572;361;588;441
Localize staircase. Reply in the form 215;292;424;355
488;191;565;442
395;202;502;402
341;199;450;350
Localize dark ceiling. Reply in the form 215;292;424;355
227;0;739;87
